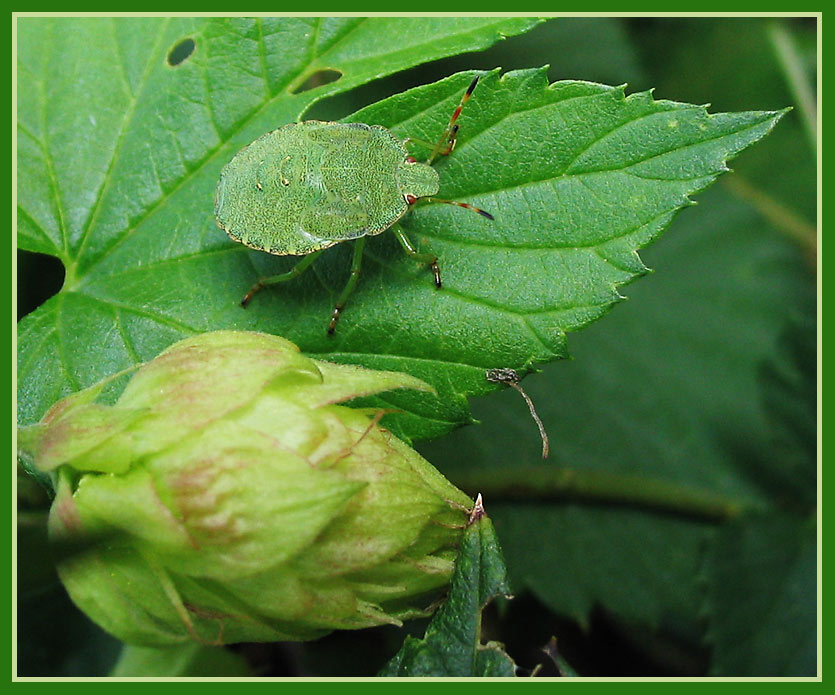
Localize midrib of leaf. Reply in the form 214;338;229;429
34;22;69;264
199;29;223;145
54;292;81;392
70;18;169;281
570;122;757;175
452;106;774;201
307;17;323;63
255;19;271;98
559;105;697;173
414;193;676;250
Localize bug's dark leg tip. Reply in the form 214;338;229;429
328;306;342;335
242;282;263;307
481;211;495;221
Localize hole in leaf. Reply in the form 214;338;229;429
167;38;196;66
291;68;343;94
17;250;65;320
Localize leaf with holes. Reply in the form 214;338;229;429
16;17;785;443
16;15;540;425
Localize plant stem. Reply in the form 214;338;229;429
451;467;745;523
768;21;817;154
723;175;816;267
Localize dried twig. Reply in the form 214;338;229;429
485;368;550;459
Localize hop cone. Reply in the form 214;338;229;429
18;331;471;646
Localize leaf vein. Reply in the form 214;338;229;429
309;17;322;62
16;205;61;256
200;35;224;142
255;18;271;98
415;200;678;251
54;293;82;392
111;306;141;363
110;17;135;99
37;24;69;259
73;19;171;267
17;321;59;382
75;293;201;336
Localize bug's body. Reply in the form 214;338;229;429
215;122;440;256
214;75;490;334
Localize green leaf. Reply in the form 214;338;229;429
635;17;816;221
110;643;251;677
17;17;784;443
15;15;538;426
379;501;515;677
757;313;817;510
418;183;815;636
703;513;817;676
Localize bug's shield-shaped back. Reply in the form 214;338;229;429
217;122;424;256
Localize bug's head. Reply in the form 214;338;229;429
397;158;440;204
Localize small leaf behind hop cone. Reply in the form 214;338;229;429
380;496;515;677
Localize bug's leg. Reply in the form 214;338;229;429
427;75;479;164
392;225;441;288
328;236;366;335
406;130;458;157
402;136;438;151
241;250;323;307
439;125;459;156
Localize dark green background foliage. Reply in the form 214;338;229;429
17;16;817;677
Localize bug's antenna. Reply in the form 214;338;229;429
427;75;479;165
424;197;494;220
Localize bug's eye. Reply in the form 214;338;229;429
405;156;417;163
404;194;418;205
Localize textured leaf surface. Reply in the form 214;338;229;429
418;184;816;639
17;17;784;443
15;15;538;426
379;505;515;677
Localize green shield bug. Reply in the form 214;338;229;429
215;76;492;334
